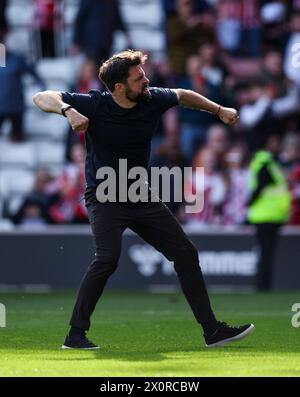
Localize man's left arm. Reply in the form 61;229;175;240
173;88;239;125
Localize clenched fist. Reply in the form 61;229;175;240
217;106;239;125
65;108;89;132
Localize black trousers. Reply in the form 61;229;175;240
254;223;281;291
70;196;217;332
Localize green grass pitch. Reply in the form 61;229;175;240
0;290;299;377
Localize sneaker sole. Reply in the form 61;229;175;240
205;324;255;348
61;345;100;350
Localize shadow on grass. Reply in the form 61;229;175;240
46;344;257;362
1;317;298;361
0;330;273;364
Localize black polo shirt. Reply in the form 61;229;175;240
62;88;178;200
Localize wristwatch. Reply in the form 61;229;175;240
61;104;73;117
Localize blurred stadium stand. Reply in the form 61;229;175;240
0;0;166;221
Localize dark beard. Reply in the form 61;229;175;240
125;86;152;103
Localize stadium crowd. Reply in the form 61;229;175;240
0;0;300;228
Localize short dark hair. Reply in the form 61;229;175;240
98;50;148;92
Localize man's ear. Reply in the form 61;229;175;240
114;83;125;93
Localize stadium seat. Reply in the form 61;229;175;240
4;28;32;56
0;168;35;198
63;1;78;25
35;142;65;166
0;218;14;231
0;141;36;168
24;111;67;141
6;1;34;27
129;29;165;54
119;0;165;58
36;58;78;85
121;0;164;28
6;195;25;217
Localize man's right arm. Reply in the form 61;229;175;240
173;89;239;125
33;90;89;132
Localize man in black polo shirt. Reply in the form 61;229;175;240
33;50;254;349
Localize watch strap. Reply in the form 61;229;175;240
61;104;73;117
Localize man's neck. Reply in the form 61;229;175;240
111;93;137;109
